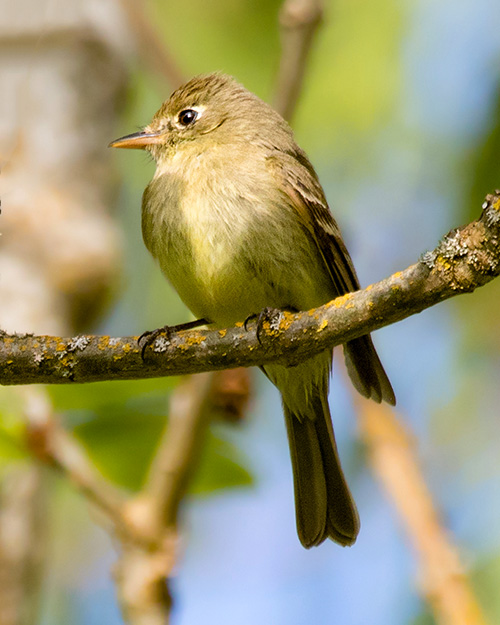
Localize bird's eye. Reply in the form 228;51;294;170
178;109;198;126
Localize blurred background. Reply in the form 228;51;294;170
1;0;500;624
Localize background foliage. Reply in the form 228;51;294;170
1;0;500;624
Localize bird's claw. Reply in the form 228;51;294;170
245;307;284;345
138;317;211;360
138;326;173;360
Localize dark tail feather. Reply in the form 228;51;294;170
283;391;360;548
344;335;396;405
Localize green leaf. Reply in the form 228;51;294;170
191;429;253;495
0;388;30;463
0;428;28;464
73;410;253;494
48;378;177;417
49;379;253;493
73;409;167;491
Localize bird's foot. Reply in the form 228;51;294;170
138;318;210;359
244;307;289;345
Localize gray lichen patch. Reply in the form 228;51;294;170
67;336;90;352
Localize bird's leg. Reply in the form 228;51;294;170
243;313;258;332
245;307;297;345
138;318;211;359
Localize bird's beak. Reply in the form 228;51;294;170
108;130;162;150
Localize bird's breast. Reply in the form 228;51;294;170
141;151;332;326
141;163;271;324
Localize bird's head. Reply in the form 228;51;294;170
109;73;287;164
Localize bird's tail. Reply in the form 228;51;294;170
265;352;360;548
344;335;396;405
283;384;359;548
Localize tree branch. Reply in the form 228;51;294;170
273;0;323;121
143;372;215;529
114;373;215;624
0;463;46;625
118;0;186;89
357;399;490;625
22;387;127;530
1;194;499;387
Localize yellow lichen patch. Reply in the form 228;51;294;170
218;329;227;337
365;284;373;291
113;355;123;361
332;293;353;308
279;312;294;330
392;271;403;280
435;255;452;270
55;341;67;352
260;321;272;334
98;336;110;350
6;360;13;365
122;343;132;353
185;334;206;346
235;321;244;328
317;319;328;332
493;197;500;212
260;319;277;334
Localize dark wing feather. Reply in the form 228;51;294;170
267;148;395;405
269;148;361;296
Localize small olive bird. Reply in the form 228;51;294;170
110;73;395;548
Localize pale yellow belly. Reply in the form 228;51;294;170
144;170;334;327
159;236;289;327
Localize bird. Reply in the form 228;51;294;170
110;72;395;548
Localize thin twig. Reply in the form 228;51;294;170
119;0;185;89
22;387;126;530
0;464;46;625
273;0;323;121
209;369;251;423
114;373;215;624
114;368;250;622
144;372;215;528
357;400;490;625
2;193;500;386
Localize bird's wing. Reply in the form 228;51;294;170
267;148;396;405
266;149;361;297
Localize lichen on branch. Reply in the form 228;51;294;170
1;194;500;387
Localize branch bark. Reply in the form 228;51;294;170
0;464;46;625
273;0;324;121
115;373;215;624
1;194;499;387
143;373;215;530
118;0;186;89
357;399;490;625
23;387;126;530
